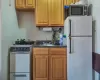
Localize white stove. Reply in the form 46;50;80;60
9;45;32;80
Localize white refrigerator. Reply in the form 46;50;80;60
64;16;92;80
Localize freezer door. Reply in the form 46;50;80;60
10;73;30;80
67;37;92;80
10;53;30;72
69;16;92;36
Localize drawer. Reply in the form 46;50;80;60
33;48;48;55
49;48;66;55
10;73;30;80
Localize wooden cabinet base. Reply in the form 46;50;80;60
33;55;48;80
33;48;67;80
49;55;67;80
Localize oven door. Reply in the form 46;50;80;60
69;5;84;16
10;52;30;73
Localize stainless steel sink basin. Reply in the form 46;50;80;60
38;44;55;46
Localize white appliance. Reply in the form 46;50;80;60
64;16;92;80
9;45;32;80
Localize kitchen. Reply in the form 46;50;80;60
0;0;100;80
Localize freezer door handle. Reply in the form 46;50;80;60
69;20;72;54
69;19;71;37
13;74;27;77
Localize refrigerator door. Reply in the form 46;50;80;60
68;16;92;36
67;37;92;80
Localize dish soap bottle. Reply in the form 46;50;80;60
63;34;67;45
59;34;63;46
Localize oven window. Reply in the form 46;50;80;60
71;7;83;15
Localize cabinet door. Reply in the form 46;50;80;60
64;0;80;5
49;55;67;80
48;0;64;26
26;0;35;8
10;53;30;72
33;48;48;55
33;55;48;80
36;0;48;26
16;0;25;9
64;0;67;5
67;0;74;5
49;48;66;55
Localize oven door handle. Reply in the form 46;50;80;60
13;74;27;77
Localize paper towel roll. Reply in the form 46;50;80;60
42;28;52;32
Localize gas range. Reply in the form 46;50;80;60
11;39;34;52
9;46;31;80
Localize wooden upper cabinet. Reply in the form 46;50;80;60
48;0;64;26
33;55;48;80
49;55;66;80
67;0;74;5
64;0;67;5
16;0;25;9
36;0;48;26
64;0;80;5
15;0;35;9
26;0;35;8
36;0;64;27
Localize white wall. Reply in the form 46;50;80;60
0;0;1;79
1;0;52;80
1;0;25;79
88;0;100;80
88;0;100;53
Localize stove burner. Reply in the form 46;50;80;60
14;39;35;45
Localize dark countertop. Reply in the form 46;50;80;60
32;45;67;48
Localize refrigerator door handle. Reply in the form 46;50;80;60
69;37;72;54
69;19;72;54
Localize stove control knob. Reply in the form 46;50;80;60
25;48;28;51
21;47;24;51
26;47;30;51
15;47;18;51
23;48;26;51
13;47;16;51
19;48;22;51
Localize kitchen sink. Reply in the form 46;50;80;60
38;44;55;46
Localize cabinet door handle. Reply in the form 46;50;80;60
13;74;27;77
